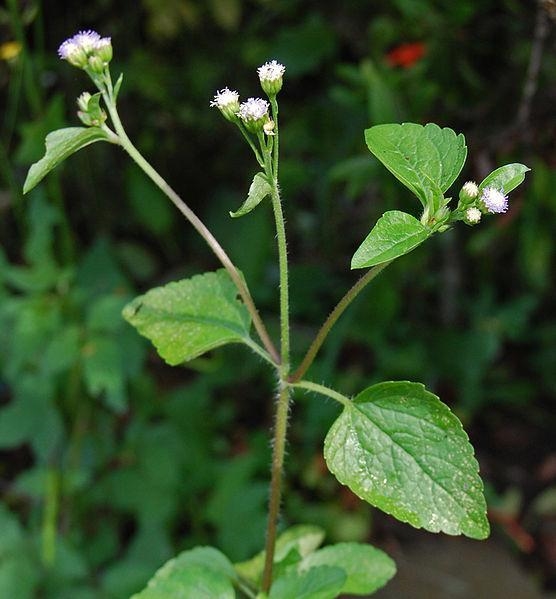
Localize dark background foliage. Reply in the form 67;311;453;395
1;0;555;597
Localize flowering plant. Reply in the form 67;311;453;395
24;31;529;598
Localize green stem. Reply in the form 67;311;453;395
269;181;290;376
261;98;291;591
261;384;290;592
290;261;392;382
290;380;351;407
270;97;279;178
102;94;279;365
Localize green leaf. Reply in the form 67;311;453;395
364;123;467;207
300;542;396;595
122;270;252;365
230;172;271;218
479;163;530;195
235;525;325;586
131;546;236;599
23;127;110;194
324;381;489;540
351;210;430;269
268;566;346;599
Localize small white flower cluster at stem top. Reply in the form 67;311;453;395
459;179;509;226
210;60;285;132
58;30;112;71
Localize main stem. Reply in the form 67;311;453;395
103;95;279;365
262;95;291;590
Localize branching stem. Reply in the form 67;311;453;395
290;260;392;382
101;89;279;365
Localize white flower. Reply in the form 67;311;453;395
462;181;479;199
210;88;240;109
257;60;285;95
238;97;269;121
465;207;482;224
257;60;285;82
481;186;508;214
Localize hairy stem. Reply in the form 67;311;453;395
262;99;291;590
103;95;279;365
290;261;392;382
290;380;351;407
261;384;290;592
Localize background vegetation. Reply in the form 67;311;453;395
1;0;555;596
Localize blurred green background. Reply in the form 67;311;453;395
1;1;555;597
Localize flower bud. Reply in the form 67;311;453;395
263;120;275;136
257;60;285;96
459;181;479;205
464;207;482;225
88;54;105;74
95;37;113;64
237;97;270;133
77;92;92;112
210;88;240;122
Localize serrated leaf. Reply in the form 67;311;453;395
122;269;252;365
234;525;325;586
268;565;346;599
23;127;110;194
324;381;489;539
230;172;271;218
364;123;467;207
351;210;430;269
131;546;236;599
300;542;396;596
479;163;530;195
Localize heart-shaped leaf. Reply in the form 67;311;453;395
479;163;530;195
351;210;430;269
23;127;110;194
365;123;467;208
122;270;252;364
230;172;271;217
324;381;489;539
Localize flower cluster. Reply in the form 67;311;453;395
457;179;510;226
58;30;112;72
210;60;285;134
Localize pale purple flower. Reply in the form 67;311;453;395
481;186;508;214
58;30;100;59
58;30;112;68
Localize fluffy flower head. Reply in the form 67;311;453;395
257;60;285;95
481;186;508;214
462;181;479;199
465;207;482;225
210;88;240;122
257;60;285;82
210;88;240;109
237;97;270;132
58;30;112;69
